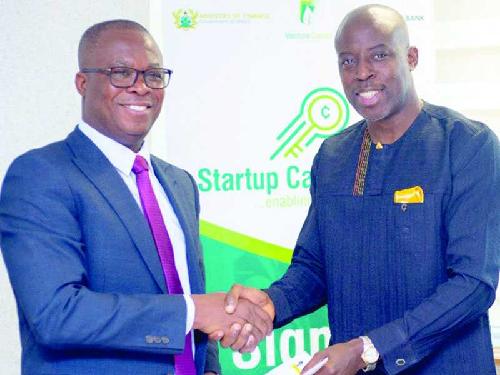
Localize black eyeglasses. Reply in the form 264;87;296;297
80;67;173;89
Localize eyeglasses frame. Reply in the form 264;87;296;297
80;67;173;89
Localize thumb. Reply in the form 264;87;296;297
208;330;224;341
225;284;243;313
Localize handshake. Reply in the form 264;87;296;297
193;285;368;375
192;284;274;353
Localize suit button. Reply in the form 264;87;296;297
401;203;408;212
145;335;154;344
161;336;170;344
396;358;406;366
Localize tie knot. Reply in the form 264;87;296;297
132;155;149;175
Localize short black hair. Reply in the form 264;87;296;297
78;19;151;68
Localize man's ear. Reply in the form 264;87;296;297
408;46;418;71
75;72;87;96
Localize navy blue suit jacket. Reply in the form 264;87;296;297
0;128;219;374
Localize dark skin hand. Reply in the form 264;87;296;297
301;338;365;375
210;285;367;375
208;284;275;352
192;292;273;347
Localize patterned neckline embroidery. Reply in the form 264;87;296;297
353;127;371;196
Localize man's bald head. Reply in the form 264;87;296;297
78;20;153;69
75;19;165;152
333;4;420;127
335;4;409;53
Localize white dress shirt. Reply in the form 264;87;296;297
78;123;195;341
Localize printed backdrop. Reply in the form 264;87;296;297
151;1;432;373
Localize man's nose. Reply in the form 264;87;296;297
355;59;375;81
127;72;151;94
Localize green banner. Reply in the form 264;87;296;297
201;220;329;373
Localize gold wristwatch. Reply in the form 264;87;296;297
360;336;379;372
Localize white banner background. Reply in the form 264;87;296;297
152;0;433;247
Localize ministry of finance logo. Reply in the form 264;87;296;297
270;87;349;160
172;9;199;30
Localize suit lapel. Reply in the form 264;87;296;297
151;157;203;295
66;129;167;293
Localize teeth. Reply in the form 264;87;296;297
358;91;377;99
125;105;148;111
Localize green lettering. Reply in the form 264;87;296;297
253;172;264;191
245;168;252;190
197;168;212;192
222;173;234;191
213;169;221;191
235;173;245;190
302;170;311;188
266;172;278;194
287;165;300;189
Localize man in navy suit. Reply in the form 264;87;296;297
0;20;271;374
218;4;499;374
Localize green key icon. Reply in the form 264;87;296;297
270;87;349;160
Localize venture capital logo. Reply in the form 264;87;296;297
286;1;331;43
300;0;316;24
172;9;199;30
271;87;349;160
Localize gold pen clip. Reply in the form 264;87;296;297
394;186;424;204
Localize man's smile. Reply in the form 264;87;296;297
119;103;153;112
355;88;383;106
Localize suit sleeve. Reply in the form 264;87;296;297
0;152;188;354
266;152;328;328
203;339;221;374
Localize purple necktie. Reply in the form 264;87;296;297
132;155;196;375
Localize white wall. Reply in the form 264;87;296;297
430;0;500;134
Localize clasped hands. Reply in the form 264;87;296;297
192;284;274;353
194;285;367;375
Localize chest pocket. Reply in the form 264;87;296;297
393;192;438;255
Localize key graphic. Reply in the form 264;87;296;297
270;87;349;160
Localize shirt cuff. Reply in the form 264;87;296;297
368;321;417;374
184;294;195;334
